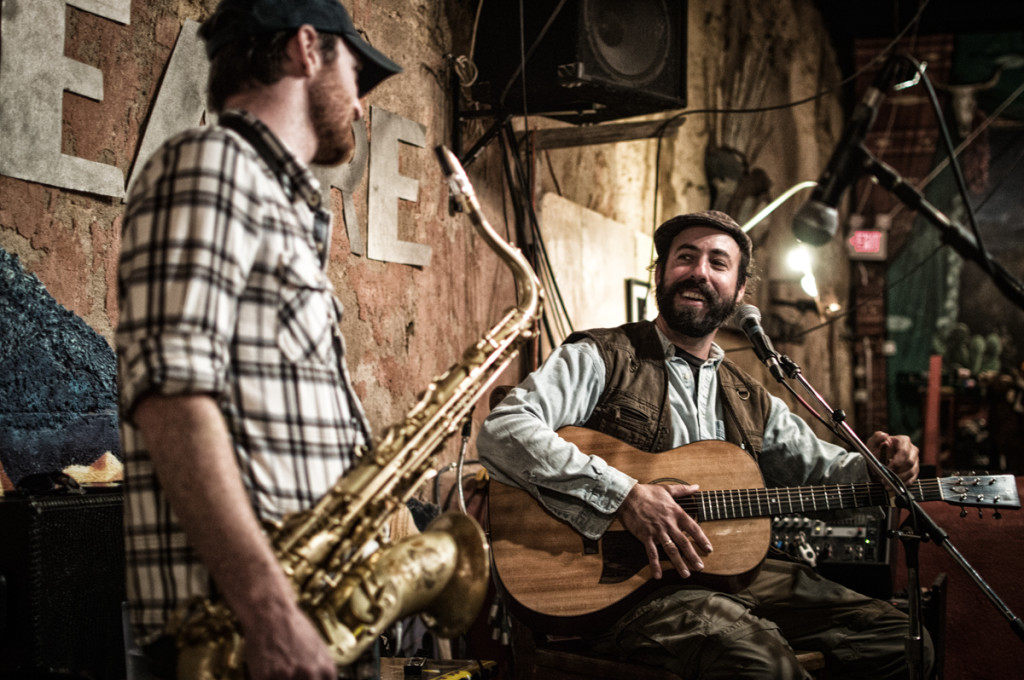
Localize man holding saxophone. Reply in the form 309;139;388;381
116;1;400;677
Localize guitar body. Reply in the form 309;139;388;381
488;427;770;629
487;426;1019;633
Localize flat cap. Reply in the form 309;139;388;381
653;210;752;261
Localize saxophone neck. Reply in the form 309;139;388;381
436;146;543;326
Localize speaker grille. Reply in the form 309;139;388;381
471;0;687;124
0;488;126;678
581;0;672;85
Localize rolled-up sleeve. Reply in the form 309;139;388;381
759;395;868;487
477;341;637;539
116;133;262;422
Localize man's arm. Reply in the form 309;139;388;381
760;396;920;486
479;340;711;577
134;394;336;680
478;341;635;539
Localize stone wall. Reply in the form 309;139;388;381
0;0;851;489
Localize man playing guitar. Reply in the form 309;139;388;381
478;211;934;680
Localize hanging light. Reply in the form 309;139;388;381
786;244;812;274
800;272;819;298
785;245;818;296
742;179;841;318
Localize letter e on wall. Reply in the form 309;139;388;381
0;0;131;197
366;106;430;267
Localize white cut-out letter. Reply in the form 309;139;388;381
0;0;131;197
127;19;208;195
366;106;429;267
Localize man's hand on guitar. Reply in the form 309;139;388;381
618;483;713;580
867;431;920;485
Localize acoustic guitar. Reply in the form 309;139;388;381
488;426;1019;632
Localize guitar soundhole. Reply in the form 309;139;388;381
598;531;648;583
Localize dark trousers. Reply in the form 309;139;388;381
588;558;934;680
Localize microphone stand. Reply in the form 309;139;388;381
858;146;1024;311
773;346;1024;680
778;55;1024;675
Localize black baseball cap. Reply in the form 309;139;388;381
199;0;402;96
653;210;753;262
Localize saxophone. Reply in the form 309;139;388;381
168;146;543;678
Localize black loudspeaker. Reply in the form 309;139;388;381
0;486;126;679
471;0;687;124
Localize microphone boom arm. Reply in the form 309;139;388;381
864;153;1024;311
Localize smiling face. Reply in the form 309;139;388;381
654;225;746;341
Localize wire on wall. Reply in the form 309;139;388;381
461;0;946;357
498;120;575;357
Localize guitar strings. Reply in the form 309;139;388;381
677;479;955;521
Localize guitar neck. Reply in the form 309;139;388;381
681;479;939;521
551;427;1017;522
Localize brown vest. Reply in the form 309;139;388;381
565;321;772;458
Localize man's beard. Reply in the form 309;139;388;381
308;65;357;166
656;277;742;338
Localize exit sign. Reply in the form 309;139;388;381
847;229;888;261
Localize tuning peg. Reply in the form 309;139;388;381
960;507;968;518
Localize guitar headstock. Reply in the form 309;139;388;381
940;474;1020;511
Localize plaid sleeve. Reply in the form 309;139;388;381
116;130;265;421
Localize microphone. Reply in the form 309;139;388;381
735;304;785;382
792;56;903;246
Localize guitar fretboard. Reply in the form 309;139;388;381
680;479;939;521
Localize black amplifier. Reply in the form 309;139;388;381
771;508;895;599
0;484;126;679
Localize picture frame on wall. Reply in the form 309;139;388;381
626;278;653;323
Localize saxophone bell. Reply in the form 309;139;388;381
327;512;489;665
415;511;491;637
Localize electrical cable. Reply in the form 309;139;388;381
482;0;945;357
500;120;575;340
467;0;484;66
502;0;569;109
643;0;934;233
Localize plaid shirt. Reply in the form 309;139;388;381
117;110;371;644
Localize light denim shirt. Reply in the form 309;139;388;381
477;327;868;540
